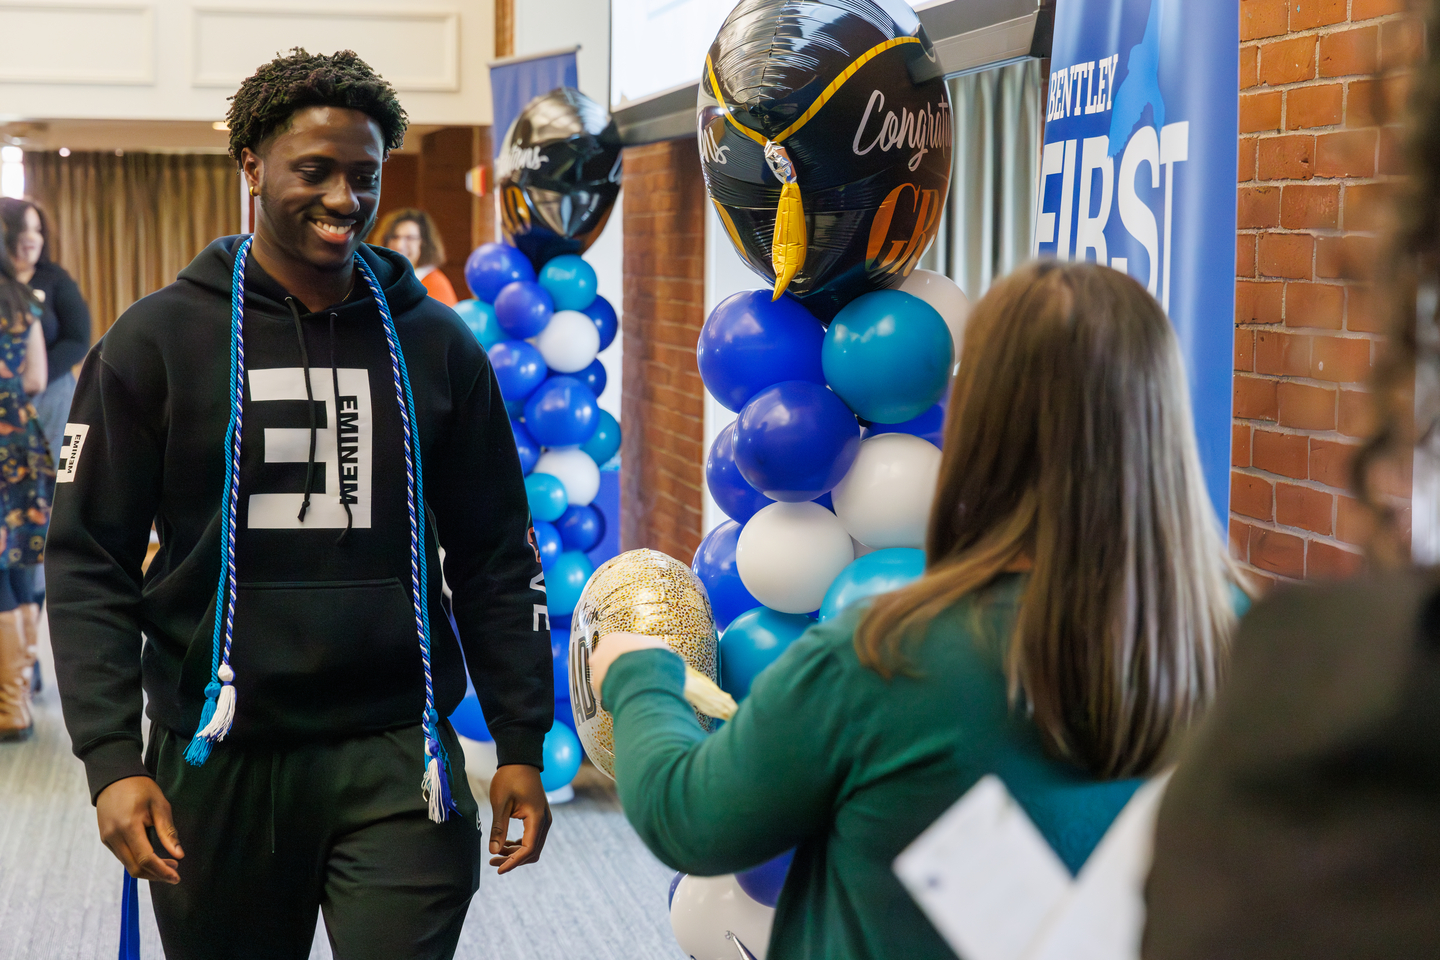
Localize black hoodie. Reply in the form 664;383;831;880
48;237;552;801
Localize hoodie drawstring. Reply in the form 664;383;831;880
329;311;354;543
285;297;319;523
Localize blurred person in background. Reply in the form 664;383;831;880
0;229;54;742
372;208;459;306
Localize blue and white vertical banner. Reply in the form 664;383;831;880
1036;0;1239;517
489;48;579;157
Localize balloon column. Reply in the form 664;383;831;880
447;86;624;803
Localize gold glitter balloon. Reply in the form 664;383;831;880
568;549;732;780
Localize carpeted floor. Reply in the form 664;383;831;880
0;614;685;960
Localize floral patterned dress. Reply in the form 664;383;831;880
0;302;54;568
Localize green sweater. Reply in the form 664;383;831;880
602;574;1142;960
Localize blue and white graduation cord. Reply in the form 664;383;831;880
183;236;458;823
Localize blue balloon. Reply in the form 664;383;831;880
736;849;795;908
547;550;594;616
692;520;760;631
505;398;526;419
697;290;827;413
524;377;600;447
822;290;954;424
584;295;619;351
526;473;568;523
495;280;554;339
557;504;605;553
541;722;583;792
813;490;835;512
862;402;946;448
668;873;685;909
538;254;598;311
465;242;535;302
706;421;773;524
511;419;540;474
490;340;547;402
734;381;861;502
533;520;562;569
453;299;502;350
569;357;607;399
819;548;927;622
580;409;621;466
449;693;491;741
720;607;812;700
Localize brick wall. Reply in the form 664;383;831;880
1232;0;1418;585
619;139;708;562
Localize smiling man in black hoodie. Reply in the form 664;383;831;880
46;50;553;959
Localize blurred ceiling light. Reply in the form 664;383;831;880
212;121;229;131
58;147;70;157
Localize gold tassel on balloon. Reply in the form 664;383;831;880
764;141;805;300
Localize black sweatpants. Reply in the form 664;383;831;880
144;722;482;960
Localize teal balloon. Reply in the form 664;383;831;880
453;299;502;350
819;548;926;622
581;409;621;465
526;473;568;523
540;721;583;791
822;290;953;424
719;606;813;700
547;550;594;616
539;254;598;311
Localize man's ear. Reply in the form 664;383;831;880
239;147;263;195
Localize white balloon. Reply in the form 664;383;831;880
737;501;854;615
670;874;774;960
900;269;970;367
533;447;600;506
534;309;601;373
832;434;942;549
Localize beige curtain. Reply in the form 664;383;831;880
23;151;241;338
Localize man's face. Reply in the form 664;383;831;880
244;106;385;273
387;220;423;266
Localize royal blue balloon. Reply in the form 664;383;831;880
538;254;598;311
706;421;773;524
734;381;861;502
557;504;605;553
697;290;828;413
819;548;927;622
533;520;562;569
526;473;568;523
580;409;621;466
668;873;685;909
453;299;502;350
490;340;547;402
692;520;760;631
505;399;526;419
569;357;607;399
736;849;795;908
540;722;583;791
524;376;600;447
547;550;593;616
813;490;835;512
511;419;540;474
720;607;812;700
494;280;555;339
862;402;945;448
465;242;535;302
449;693;491;741
584;295;619;351
822;290;954;424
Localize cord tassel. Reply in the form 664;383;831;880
764;141;806;299
184;664;236;763
421;731;457;823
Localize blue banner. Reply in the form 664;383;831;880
489;49;579;157
1036;0;1238;516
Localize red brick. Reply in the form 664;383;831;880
1338;388;1376;438
1292;0;1347;29
1307;540;1363;578
1336;495;1375;545
1317;235;1378;281
1315;129;1378;178
1344;285;1383;333
1261;35;1318;85
1235;329;1256;372
1233;473;1275;520
1235;375;1280;421
1253;429;1310;479
1241;46;1260;90
1234;424;1253;468
1250;526;1306;577
1379;124;1407;176
1310;437;1360;489
1285;282;1345;330
1280;184;1339;230
1230;518;1251;562
1347;78;1381;127
1381;17;1425;69
1240;91;1284;133
1239;138;1258;182
1343;186;1389;237
1352;0;1408;18
1255;330;1312;377
1237;280;1284;324
1259;234;1314;280
1238;186;1281;228
1241;0;1289;41
1311;336;1372;383
1319;26;1380;79
1258;135;1314;180
1276;482;1334;534
1237;234;1258;278
1286;83;1344;130
1278;381;1337;430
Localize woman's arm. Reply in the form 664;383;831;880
23;319;48;396
47;270;93;375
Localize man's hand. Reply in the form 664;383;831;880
588;632;670;703
96;776;183;884
488;764;551;875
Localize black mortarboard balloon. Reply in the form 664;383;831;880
699;0;952;320
498;87;623;268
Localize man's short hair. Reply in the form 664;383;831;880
226;48;408;162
